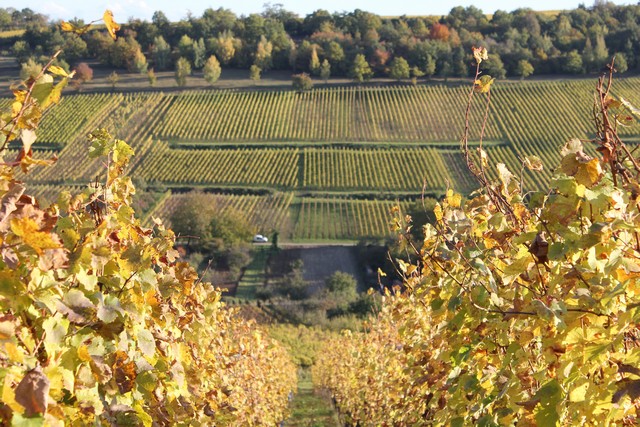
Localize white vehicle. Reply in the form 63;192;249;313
253;234;269;243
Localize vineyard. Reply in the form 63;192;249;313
152;85;502;142
13;76;640;241
7;21;640;426
312;67;640;424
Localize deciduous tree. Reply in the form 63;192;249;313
320;59;331;83
350;53;373;83
175;57;192;86
292;72;313;92
516;59;534;79
203;55;222;84
389;56;410;81
250;63;261;83
106;70;119;91
73;62;93;90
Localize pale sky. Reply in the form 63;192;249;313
1;0;635;23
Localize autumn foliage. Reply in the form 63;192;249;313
0;13;296;426
314;54;640;425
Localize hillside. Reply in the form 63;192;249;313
14;76;640;241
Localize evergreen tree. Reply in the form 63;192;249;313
193;37;207;69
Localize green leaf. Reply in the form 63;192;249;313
11;414;44;427
548;242;566;261
87;128;114;159
534;380;562;427
42;315;69;348
113;139;134;167
30;76;53;107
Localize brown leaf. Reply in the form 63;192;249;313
15;366;50;417
38;247;68;271
56;290;96;324
0;182;25;232
517;398;540;411
89;355;112;384
113;351;136;394
529;233;549;264
613;378;640;403
617;362;640;377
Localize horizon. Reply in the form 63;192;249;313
3;0;636;23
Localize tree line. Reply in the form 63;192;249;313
5;2;640;83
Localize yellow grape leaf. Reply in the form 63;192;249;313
574;158;603;187
478;147;488;168
604;96;622;109
0;321;14;340
569;381;589;402
20;152;58;175
433;203;443;222
446;189;461;208
48;65;68;78
559;154;579;176
5;342;24;363
10;217;62;254
20;129;36;154
560;138;583;156
2;371;23;413
60;21;91;35
474;75;495;93
103;10;120;40
60;21;75;32
77;345;92;363
620;97;640;120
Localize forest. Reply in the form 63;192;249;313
2;1;640;82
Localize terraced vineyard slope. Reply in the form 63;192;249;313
16;76;640;240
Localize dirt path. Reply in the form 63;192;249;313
285;370;341;427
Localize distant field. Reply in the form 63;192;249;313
13;76;640;240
